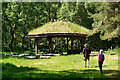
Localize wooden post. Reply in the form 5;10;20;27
47;37;53;53
77;37;82;52
81;37;85;44
81;37;86;50
67;37;69;54
71;37;74;54
35;38;40;54
67;37;71;54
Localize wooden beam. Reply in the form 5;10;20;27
67;37;69;54
81;37;86;50
76;37;83;52
27;33;87;38
71;37;74;54
81;37;85;44
47;37;53;53
35;38;40;54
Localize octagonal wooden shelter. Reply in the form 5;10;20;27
27;21;90;54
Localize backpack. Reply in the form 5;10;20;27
100;54;104;60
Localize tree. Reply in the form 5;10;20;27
2;2;62;52
57;2;92;29
90;2;120;40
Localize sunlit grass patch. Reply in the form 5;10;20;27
2;52;119;79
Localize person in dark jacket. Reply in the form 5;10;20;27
83;44;91;68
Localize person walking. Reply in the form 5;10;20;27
83;44;91;68
98;49;105;74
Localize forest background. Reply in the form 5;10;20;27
2;2;120;53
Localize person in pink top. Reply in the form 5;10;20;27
98;49;105;74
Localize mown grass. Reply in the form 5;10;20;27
1;51;119;80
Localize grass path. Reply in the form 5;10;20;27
2;53;119;79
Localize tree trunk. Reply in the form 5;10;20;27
48;3;51;21
22;35;25;50
9;24;16;51
30;39;33;49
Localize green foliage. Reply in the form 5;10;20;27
57;2;92;28
89;2;120;40
2;2;120;52
86;34;112;51
104;46;120;54
2;2;62;51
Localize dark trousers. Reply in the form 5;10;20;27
98;61;103;73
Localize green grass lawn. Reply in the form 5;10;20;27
1;52;119;79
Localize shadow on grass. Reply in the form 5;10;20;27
93;65;108;68
2;63;120;80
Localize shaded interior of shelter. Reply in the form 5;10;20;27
27;21;90;55
27;33;87;55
